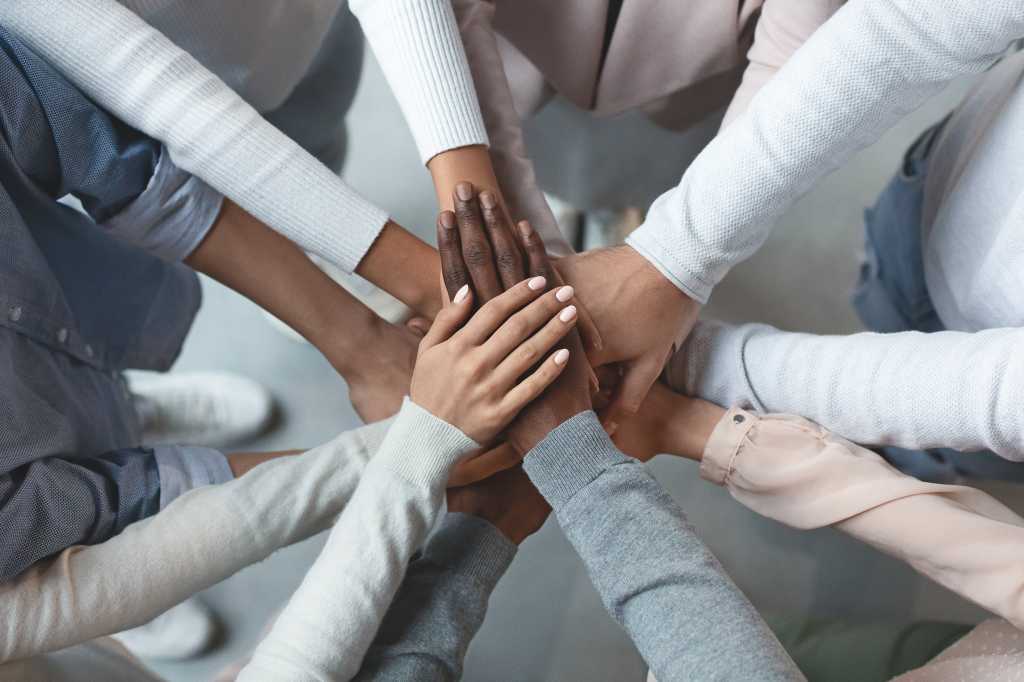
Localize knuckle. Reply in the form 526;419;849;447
462;240;492;268
495;249;521;272
455;203;479;225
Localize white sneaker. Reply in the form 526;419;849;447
112;597;218;661
128;371;275;448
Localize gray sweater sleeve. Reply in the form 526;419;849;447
355;513;517;682
523;411;805;682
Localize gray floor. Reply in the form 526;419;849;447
150;53;1016;682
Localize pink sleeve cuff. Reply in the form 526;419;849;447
700;407;757;486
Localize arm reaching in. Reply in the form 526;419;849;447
239;254;578;680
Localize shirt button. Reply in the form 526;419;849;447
8;306;22;322
57;328;69;344
732;414;746;424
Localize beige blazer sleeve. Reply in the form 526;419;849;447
723;1;845;127
452;0;573;256
701;408;1024;630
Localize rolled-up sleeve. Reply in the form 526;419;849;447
101;148;224;262
701;408;1024;629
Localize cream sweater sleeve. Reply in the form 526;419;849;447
702;408;1024;629
1;0;388;274
239;398;478;681
351;0;489;165
628;0;1024;303
0;419;393;663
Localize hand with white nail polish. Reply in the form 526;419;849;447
410;276;578;444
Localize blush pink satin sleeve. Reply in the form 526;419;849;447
701;408;1024;630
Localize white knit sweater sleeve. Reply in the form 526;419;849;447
351;0;489;164
668;320;1024;461
627;0;1024;303
1;0;388;274
238;398;478;682
0;419;394;662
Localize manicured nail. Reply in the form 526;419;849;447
455;182;473;201
439;211;456;230
559;305;577;323
527;276;546;291
556;286;574;302
479;191;496;210
453;284;470;304
553;349;570;365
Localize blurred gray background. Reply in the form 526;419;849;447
149;45;1001;682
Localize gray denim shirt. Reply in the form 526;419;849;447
0;27;205;579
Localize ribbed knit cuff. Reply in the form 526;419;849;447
103;148;223;262
373;398;479;486
353;0;489;164
699;408;757;487
426;513;517;587
154;445;234;510
523;411;631;511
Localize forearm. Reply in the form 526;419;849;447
355;513;516;681
185;199;391;369
0;419;392;662
702;409;1024;628
450;0;571;255
668;320;1024;460
355;220;442;318
524;411;803;682
627;0;1024;302
240;400;477;682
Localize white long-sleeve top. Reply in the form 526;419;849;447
0;0;487;267
626;0;1024;304
670;320;1024;462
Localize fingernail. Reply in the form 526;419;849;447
479;191;496;210
553;349;570;365
440;212;456;230
455;182;473;201
527;276;546;291
556;285;574;302
517;221;533;239
605;421;619;437
453;284;470;304
559;305;577;323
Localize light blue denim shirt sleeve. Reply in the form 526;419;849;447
101;147;224;262
153;445;235;510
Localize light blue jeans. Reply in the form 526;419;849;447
854;120;1024;483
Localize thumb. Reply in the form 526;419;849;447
599;351;666;435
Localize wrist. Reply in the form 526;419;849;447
664;396;727;461
315;307;386;381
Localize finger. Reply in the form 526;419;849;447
516;220;555;284
438;211;471;302
492;302;577;387
457;275;549;346
599;350;668;433
447;443;523;488
482;284;575;364
454;182;503;302
479;190;527;289
420;283;473;350
501;347;571;414
549;262;603;353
